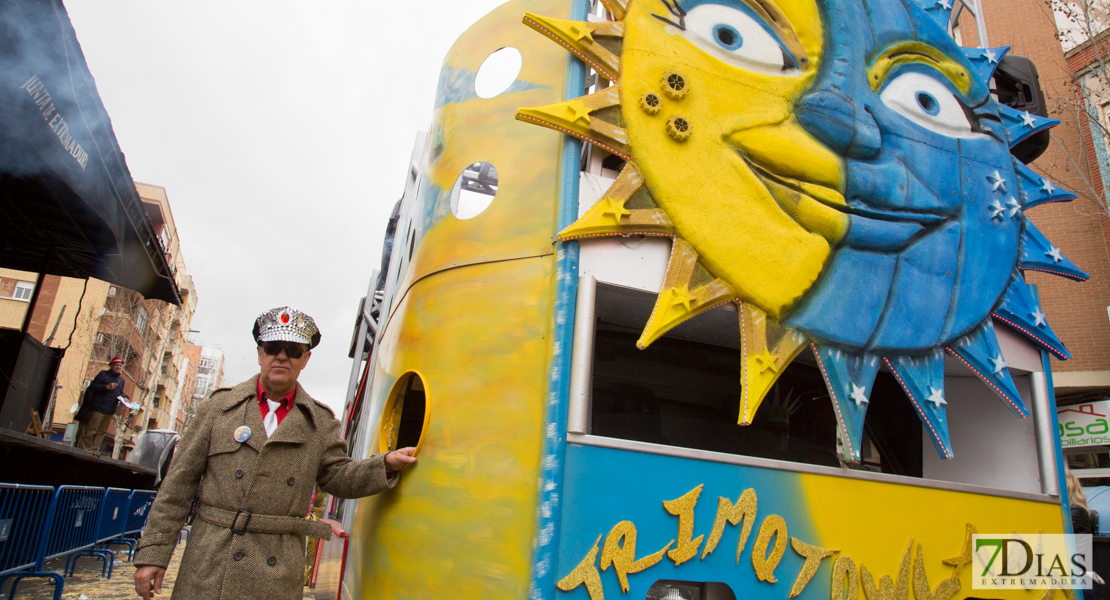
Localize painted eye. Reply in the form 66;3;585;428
681;4;795;75
879;72;983;138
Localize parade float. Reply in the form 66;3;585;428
331;0;1089;598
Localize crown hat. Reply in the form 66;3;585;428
252;306;321;349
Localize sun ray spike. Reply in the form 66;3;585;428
1019;218;1089;281
1012;159;1076;210
558;163;676;240
885;353;954;459
996;104;1060;149
516;88;631;159
992;274;1072;360
911;0;953;32
961;46;1010;83
811;344;880;462
945;320;1029;418
522;12;622;82
637;238;736;349
738;303;808;425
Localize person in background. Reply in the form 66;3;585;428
1068;470;1097;600
76;356;125;452
133;306;416;600
1070;470;1094;534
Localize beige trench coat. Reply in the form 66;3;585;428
134;376;396;600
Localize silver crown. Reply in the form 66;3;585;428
253;306;320;347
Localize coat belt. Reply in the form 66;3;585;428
197;504;332;541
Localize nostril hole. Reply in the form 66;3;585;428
916;92;939;116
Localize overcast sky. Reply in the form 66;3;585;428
65;0;509;411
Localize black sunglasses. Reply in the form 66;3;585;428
261;341;308;359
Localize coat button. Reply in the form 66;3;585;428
235;470;244;479
234;551;244;561
267;556;277;566
286;477;295;486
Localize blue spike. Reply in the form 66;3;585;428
997;104;1060;149
992;273;1072;360
886;352;953;459
1020;218;1090;281
961;46;1010;83
1013;159;1077;210
812;345;880;463
946;320;1030;418
911;0;953;31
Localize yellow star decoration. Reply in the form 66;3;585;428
670;285;694;312
566;101;592;126
600;197;631;223
756;349;778;373
568;23;594;43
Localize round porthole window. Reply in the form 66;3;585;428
474;47;522;99
379;371;430;455
450;161;499;220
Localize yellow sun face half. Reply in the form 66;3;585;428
514;0;850;424
620;0;845;318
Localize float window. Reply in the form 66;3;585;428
379;372;430;455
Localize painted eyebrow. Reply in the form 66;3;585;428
868;42;972;96
654;0;811;70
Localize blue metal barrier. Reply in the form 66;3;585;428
0;484;54;580
0;484;166;599
2;485;109;600
68;487;132;579
123;490;156;536
117;490;157;560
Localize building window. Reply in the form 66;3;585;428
12;281;34;301
136;308;148;334
95;332;106;344
108;286;118;296
83;379;91;389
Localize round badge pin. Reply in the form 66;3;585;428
234;425;252;443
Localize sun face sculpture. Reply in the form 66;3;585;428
516;0;1088;461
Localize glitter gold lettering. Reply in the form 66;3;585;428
861;539;912;600
941;524;976;577
752;514;788;583
556;534;606;600
831;556;860;600
600;520;674;593
701;488;757;562
789;538;837;598
663;484;705;566
912;544;959;600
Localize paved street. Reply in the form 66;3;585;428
2;534;328;600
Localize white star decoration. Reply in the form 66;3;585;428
1046;245;1064;263
935;0;953;8
1041;178;1056;194
1021;111;1037;128
849;383;869;407
926;387;947;407
982;48;998;63
1007;198;1022;218
1032;307;1048;327
989;354;1010;375
989;199;1005;220
988;170;1007;192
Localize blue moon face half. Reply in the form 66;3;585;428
783;0;1022;354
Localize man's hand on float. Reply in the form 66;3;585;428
385;447;417;472
135;565;165;600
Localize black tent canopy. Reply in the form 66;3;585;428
0;0;180;305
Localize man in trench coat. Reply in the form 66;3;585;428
134;307;416;600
